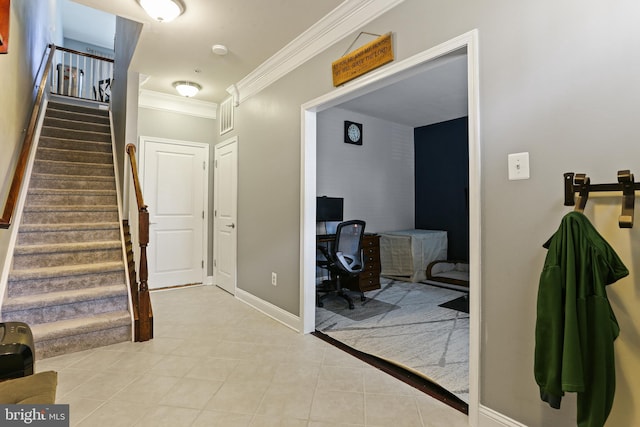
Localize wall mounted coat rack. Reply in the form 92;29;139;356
564;170;640;228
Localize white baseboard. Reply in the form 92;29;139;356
479;405;528;427
235;288;302;333
204;276;214;286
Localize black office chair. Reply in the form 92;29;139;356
316;220;366;309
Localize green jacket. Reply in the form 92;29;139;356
535;211;628;427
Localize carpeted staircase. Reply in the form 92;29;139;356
1;97;132;359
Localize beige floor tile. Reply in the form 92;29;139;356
65;348;127;371
146;354;200;377
158;376;223;409
255;383;315;420
309;389;365;425
271;362;320;388
185;356;240;381
75;400;151;427
134;405;201;427
205;380;270;414
250;414;309;426
365;393;423;427
54;368;96;400
226;359;280;383
110;373;180;404
317;365;365;393
415;395;468;427
192;410;252;427
364;369;420;396
63;371;138;401
62;397;104;427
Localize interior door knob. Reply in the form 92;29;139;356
226;223;235;228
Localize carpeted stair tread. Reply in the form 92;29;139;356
8;261;124;281
43;116;110;133
14;240;122;256
46;108;110;125
19;222;120;232
47;100;110;117
30;173;114;188
34;158;114;170
36;147;113;163
40;127;111;143
30;311;131;342
31;172;114;181
3;285;128;312
29;188;116;196
24;204;118;213
38;136;112;153
28;188;116;196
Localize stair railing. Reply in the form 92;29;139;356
1;45;56;229
49;46;114;102
125;144;153;342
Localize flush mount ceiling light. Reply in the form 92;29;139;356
139;0;184;22
173;80;201;97
211;44;228;56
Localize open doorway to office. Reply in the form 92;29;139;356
300;30;481;422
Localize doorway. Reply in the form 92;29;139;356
213;137;238;295
139;136;209;289
300;30;481;424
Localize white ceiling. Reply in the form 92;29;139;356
65;0;343;102
338;52;468;127
62;1;468;126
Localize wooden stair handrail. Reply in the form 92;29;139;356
1;44;56;229
126;144;153;342
55;45;115;64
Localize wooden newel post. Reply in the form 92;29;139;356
138;207;153;341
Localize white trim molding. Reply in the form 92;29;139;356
235;288;301;332
479;406;528;427
227;0;406;104
138;89;217;119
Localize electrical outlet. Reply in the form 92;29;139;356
271;272;277;286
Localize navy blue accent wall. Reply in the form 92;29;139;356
414;117;469;261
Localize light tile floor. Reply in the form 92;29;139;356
37;285;469;427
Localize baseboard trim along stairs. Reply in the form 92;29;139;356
1;96;132;359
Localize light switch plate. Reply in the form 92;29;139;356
508;152;530;180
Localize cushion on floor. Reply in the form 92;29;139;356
0;371;57;404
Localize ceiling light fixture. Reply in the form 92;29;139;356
173;80;201;97
211;44;228;56
139;0;184;22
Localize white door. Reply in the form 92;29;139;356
140;137;208;289
214;137;238;294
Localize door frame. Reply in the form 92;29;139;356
300;30;480;424
213;136;239;294
138;136;210;287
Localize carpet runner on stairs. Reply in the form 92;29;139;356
1;98;132;359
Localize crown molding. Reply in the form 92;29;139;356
138;89;217;119
227;0;406;105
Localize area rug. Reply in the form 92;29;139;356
439;294;469;314
316;279;469;403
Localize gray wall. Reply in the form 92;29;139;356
230;0;640;425
0;0;57;271
317;107;414;233
112;16;142;193
138;107;217;276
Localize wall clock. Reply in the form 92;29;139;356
344;121;363;145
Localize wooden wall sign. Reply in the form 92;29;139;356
0;0;9;54
331;32;394;87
